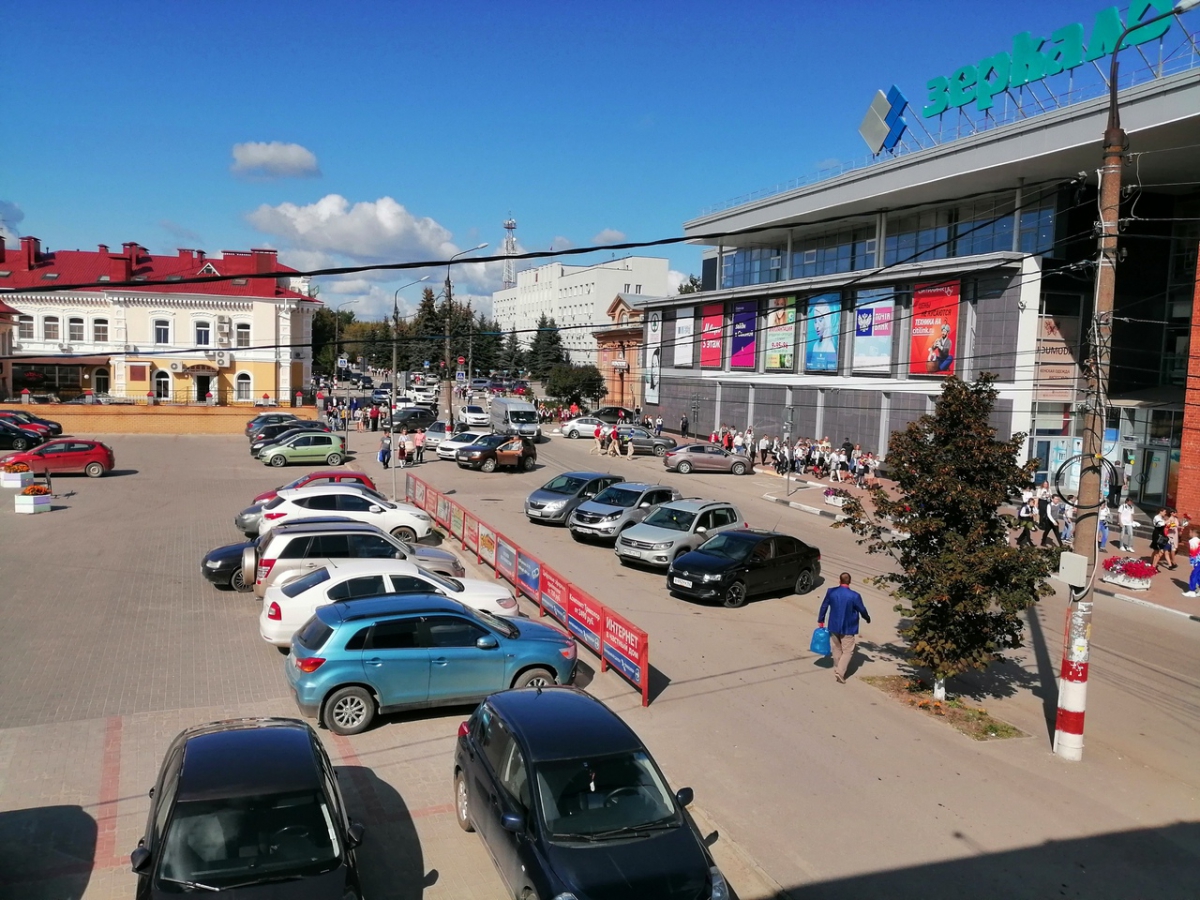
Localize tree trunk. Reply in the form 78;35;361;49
933;678;946;701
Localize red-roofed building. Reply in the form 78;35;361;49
0;237;320;404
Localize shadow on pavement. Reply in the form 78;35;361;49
0;804;96;899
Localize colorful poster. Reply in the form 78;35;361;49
852;289;895;373
539;567;568;625
645;310;662;406
477;522;497;569
436;495;452;527
672;308;694;367
450;504;464;539
567;587;603;653
730;300;758;369
496;536;517;582
412;480;427;509
804;294;841;372
765;297;796;371
463;515;479;552
424;489;438;514
516;551;541;599
1035;315;1080;401
602;609;646;688
700;303;724;368
909;280;960;376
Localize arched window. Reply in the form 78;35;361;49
93;319;109;342
153;319;170;344
69;317;84;342
154;370;171;399
93;368;110;394
43;316;60;341
235;373;252;401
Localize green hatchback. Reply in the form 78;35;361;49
259;432;347;467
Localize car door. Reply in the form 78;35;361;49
327;574;389;602
54;442;90;472
307;533;354;573
388;574;439;595
350;533;403;560
467;706;511;880
421;615;505;705
308;435;334;461
336;492;381;524
710;505;741;536
287;435;313;460
359;617;430;708
773;536;802;591
487;735;533;893
745;538;777;595
33;443;72;473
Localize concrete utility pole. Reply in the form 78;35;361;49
334;300;358;446
1054;0;1198;762
441;244;488;428
390;278;428;500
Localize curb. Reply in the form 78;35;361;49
688;804;793;900
762;492;909;540
1094;586;1200;622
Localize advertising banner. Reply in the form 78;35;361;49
567;586;603;653
852;289;895;373
672;307;694;367
539;567;569;625
477;522;497;569
765;297;796;371
450;504;464;539
1035;315;1080;402
804;294;841;372
645;310;662;405
909;280;960;376
730;300;758;369
436;495;452;527
412;480;427;509
463;515;479;553
700;303;724;368
496;535;517;582
602;609;649;705
423;489;438;515
516;551;541;599
405;478;415;504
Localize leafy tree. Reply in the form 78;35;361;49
500;328;525;376
471;314;504;377
311;306;356;374
835;375;1058;700
527;314;569;379
545;364;607;407
676;273;702;294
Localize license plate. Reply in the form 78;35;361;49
574;525;593;533
527;509;542;517
617;546;640;557
673;577;693;588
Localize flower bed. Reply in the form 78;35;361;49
1;470;34;489
823;487;846;508
14;489;51;514
1101;556;1155;591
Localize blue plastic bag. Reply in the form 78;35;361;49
810;626;831;656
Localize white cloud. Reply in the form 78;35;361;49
550;235;574;251
231;141;321;179
667;270;688;295
592;228;626;245
0;200;25;246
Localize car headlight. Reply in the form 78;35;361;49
468;451;482;458
650;541;674;551
414;513;431;521
709;866;729;900
552;894;579;900
703;572;724;582
601;512;622;521
205;559;221;568
542;500;566;511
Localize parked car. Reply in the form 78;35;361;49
391;406;439;431
491;397;541;441
0;439;114;477
244;412;298;437
249;422;332;455
668;530;822;607
423;420;451;449
592;405;638;424
469;377;492;391
0;419;44;452
260;559;521;646
286;594;577;734
559;416;611;439
437;430;489;460
457;404;491;428
613;425;678;457
258;486;433;541
252;469;378;505
567;482;681;542
129;717;364;898
371;385;393;403
663;443;754;475
244;520;465;598
454;688;726;900
202;535;265;591
525;472;626;525
0;410;58;436
241;482;391;535
259;432;347;468
615;499;746;568
456;434;537;472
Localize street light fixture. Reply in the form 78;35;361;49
390;276;429;500
442;243;489;424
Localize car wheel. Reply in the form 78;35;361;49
723;581;748;609
676;461;693;474
323;686;375;736
517;456;529;472
85;461;105;478
481;458;497;473
795;569;815;595
391;526;417;542
12;438;27;451
731;462;747;476
653;444;666;457
512;667;556;689
269;455;287;467
454;770;474;833
229;569;250;592
326;453;343;466
567;429;578;439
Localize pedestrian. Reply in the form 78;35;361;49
758;434;771;467
625;430;635;458
607;431;620;457
1037;487;1061;547
1058;495;1074;545
413;427;426;463
369;404;380;432
1118;498;1136;552
404;431;416;467
1016;496;1036;547
1184;528;1200;597
590;424;604;455
1165;508;1181;569
680;414;689;439
396;428;409;469
733;431;745;455
378;433;392;469
1150;508;1169;568
655;415;664;437
817;573;871;684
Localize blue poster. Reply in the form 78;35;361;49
805;294;841;373
516;552;540;598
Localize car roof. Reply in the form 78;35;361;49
597;482;660;492
278;484;380;498
489;688;642;762
659;498;731;513
291;558;423;581
321;592;467;623
271;519;384;535
554;471;622;480
176;719;320;801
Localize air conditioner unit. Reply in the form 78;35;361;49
217;333;230;347
214;351;230;368
216;319;231;334
169;362;181;372
59;343;71;351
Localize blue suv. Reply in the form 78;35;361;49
286;594;577;735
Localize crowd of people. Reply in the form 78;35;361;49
703;427;884;487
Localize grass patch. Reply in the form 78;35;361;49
862;675;1026;741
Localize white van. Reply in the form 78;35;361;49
491;397;541;441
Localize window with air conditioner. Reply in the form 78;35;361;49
93;319;109;343
154;320;170;344
69;318;84;342
195;321;211;346
43;316;60;341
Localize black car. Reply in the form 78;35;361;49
592;405;638;424
391;406;438;430
0;418;45;451
667;529;821;608
245;412;299;438
130;718;364;898
613;425;678;457
249;421;331;454
0;409;63;435
454;688;727;900
202;518;359;590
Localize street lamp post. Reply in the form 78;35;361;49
1054;0;1198;763
333;300;358;444
390;277;429;501
442;243;488;426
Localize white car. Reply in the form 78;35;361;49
457;405;491;428
437;430;489;460
259;485;433;541
560;416;611;439
259;559;521;646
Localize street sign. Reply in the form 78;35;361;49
337;358;348;369
456;371;466;382
458;356;465;365
423;360;430;368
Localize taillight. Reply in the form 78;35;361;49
294;656;325;673
560;643;576;659
267;602;281;620
257;559;277;584
457;721;470;738
264;512;287;520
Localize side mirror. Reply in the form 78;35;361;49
346;821;365;849
500;812;525;834
675;787;694;808
368;505;383;513
639;502;651;509
696;526;707;534
476;635;500;650
130;847;152;873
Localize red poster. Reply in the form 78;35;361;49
700;302;724;368
567;586;603;653
909;280;960;376
539;567;568;625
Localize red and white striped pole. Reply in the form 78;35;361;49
1053;599;1092;761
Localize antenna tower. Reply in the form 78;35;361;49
502;217;518;289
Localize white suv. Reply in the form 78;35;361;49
259;485;432;541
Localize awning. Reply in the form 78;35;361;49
3;355;112;366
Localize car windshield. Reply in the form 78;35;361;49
473;434;506;449
542;475;588;495
642;507;696;532
592;486;642;508
697;533;754;561
281;567;331;598
536;751;678;839
473;607;517;638
509;410;538;423
156;789;340;890
465;406;484;414
453;433;484;445
416;566;464;593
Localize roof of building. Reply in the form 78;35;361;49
0;237;314;301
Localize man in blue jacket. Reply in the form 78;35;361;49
818;572;871;683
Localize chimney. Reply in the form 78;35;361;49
97;244;108;255
0;241;5;265
178;248;194;263
110;252;133;282
197;249;206;262
20;236;41;269
252;248;277;274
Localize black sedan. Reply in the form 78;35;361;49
613;425;678;457
592;405;638;424
130;718;364;898
202;538;258;591
455;688;727;900
244;412;299;438
667;529;821;608
0;409;63;435
0;419;45;451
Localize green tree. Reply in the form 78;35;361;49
311;306;356;374
471;314;504;377
527;314;569;379
835;375;1058;700
676;274;702;294
545;364;607;407
500;328;525;376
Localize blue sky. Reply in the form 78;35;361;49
1;0;1120;319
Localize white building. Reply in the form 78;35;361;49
492;256;669;360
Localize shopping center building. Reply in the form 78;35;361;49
641;3;1200;510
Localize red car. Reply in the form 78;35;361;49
252;469;378;505
0;411;53;436
2;439;115;477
